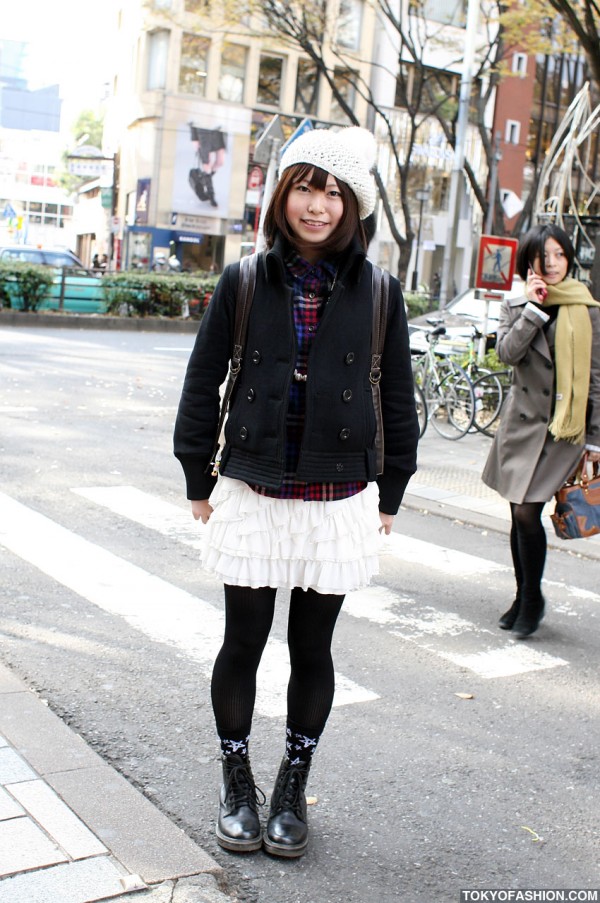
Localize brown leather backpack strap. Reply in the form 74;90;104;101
208;254;259;474
370;265;390;475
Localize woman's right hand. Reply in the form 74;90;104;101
526;268;548;304
191;499;213;523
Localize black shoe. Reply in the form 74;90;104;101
216;755;265;852
512;595;545;639
498;597;520;630
263;759;310;858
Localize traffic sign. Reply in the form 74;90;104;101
475;235;518;292
280;118;314;155
253;116;285;164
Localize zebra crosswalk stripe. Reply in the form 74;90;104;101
73;486;575;679
0;491;378;718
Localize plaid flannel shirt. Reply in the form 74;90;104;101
252;251;366;501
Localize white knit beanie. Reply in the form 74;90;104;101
279;126;377;219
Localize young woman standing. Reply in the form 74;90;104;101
174;127;418;856
483;224;600;638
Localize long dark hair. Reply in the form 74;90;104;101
516;224;575;280
262;163;367;256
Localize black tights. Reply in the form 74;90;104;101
210;584;344;742
509;502;546;602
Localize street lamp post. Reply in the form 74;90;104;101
411;187;431;292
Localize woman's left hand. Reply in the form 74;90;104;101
379;512;394;535
586;451;600;463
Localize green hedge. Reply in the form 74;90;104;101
403;290;437;320
0;262;55;311
101;271;218;319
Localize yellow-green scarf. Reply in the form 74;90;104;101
543;278;600;443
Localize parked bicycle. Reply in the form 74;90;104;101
471;368;512;436
412;326;475;439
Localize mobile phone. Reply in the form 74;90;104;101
529;264;547;302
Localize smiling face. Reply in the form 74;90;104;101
533;236;569;285
284;169;344;261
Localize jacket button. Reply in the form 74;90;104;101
247;389;255;402
336;463;344;472
339;428;351;440
545;362;552;370
519;413;527;421
344;352;355;365
542;388;550;396
541;416;548;423
522;386;528;393
251;350;261;364
239;427;248;440
342;389;353;402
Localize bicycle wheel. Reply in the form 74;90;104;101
428;362;475;440
473;370;512;437
414;382;427;438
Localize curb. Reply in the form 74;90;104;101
0;663;227;902
0;311;199;333
402;492;600;561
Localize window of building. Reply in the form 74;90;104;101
147;29;170;90
179;33;210;95
219;43;247;103
330;68;357;124
184;0;209;11
410;0;466;27
295;59;319;114
257;55;283;106
512;53;527;77
505;119;521;145
395;63;455;113
336;0;363;51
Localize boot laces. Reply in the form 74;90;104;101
273;766;307;816
225;761;265;812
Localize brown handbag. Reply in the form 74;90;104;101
550;452;600;540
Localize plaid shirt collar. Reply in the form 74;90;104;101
284;250;338;286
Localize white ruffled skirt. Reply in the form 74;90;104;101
202;477;382;595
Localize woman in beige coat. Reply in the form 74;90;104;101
482;224;600;638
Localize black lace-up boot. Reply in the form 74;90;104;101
263;758;311;858
216;754;264;852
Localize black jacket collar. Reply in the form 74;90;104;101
264;233;367;286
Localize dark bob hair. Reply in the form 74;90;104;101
262;163;367;256
516;223;575;281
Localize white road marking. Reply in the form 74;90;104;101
344;586;568;678
0;492;378;717
380;531;507;577
72;486;582;679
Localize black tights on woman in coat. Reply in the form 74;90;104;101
510;501;546;602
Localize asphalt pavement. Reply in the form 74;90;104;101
1;313;599;902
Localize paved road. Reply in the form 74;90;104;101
1;325;599;903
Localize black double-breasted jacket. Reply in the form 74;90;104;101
174;235;418;515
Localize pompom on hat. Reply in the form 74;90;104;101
279;126;377;219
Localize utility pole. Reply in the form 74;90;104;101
439;0;480;308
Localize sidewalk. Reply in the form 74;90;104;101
404;427;600;561
0;665;233;903
2;318;599;902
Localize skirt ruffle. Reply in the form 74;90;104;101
202;477;382;595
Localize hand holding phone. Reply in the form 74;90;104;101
528;265;547;302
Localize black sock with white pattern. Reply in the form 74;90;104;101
285;723;319;767
220;734;250;761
